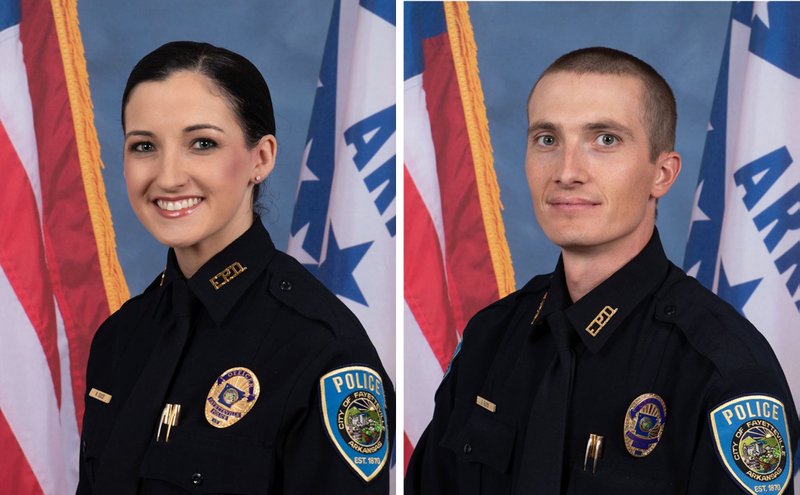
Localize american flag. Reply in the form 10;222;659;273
403;1;514;469
0;0;127;492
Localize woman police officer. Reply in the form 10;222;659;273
77;41;393;494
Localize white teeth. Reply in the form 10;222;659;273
156;198;201;211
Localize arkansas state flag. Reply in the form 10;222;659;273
288;1;395;387
0;0;127;493
684;0;800;484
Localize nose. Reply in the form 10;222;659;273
554;142;588;185
155;147;189;191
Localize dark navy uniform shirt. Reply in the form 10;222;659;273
78;219;393;494
406;230;798;494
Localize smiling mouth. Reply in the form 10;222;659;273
155;197;203;211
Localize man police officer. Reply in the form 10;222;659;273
405;47;799;494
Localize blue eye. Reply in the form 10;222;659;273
536;135;556;146
596;134;619;146
192;138;217;150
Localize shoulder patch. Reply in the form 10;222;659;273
709;395;793;494
320;366;389;482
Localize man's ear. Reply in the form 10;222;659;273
651;150;681;199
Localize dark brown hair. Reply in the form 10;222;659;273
122;41;275;206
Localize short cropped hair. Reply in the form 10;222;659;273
529;47;676;162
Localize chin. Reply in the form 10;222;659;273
152;233;199;249
145;223;203;249
547;234;596;250
540;221;595;247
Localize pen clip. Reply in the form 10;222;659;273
583;433;604;473
156;403;181;443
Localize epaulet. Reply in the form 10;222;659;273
459;272;550;341
91;279;155;345
438;273;550;394
474;272;550;314
98;272;162;320
518;272;551;295
265;251;356;337
473;273;553;319
652;264;776;378
142;271;167;294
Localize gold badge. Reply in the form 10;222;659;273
624;393;667;457
205;367;260;428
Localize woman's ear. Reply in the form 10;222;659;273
252;134;277;183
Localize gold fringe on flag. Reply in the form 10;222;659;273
444;2;515;297
51;0;130;311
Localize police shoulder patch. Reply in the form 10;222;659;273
709;395;793;494
320;366;389;482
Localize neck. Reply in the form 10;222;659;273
175;246;214;279
561;226;654;302
174;214;254;279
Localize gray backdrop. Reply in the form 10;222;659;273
470;2;731;286
79;1;732;291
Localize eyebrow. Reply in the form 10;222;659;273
527;119;635;139
584;120;635;139
184;123;225;134
527;120;559;136
124;124;225;140
124;130;154;139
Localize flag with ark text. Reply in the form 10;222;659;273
684;0;800;482
287;0;396;408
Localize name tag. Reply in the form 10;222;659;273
89;388;111;404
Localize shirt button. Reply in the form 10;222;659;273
280;280;293;291
664;305;677;317
463;443;472;455
191;472;203;486
81;440;86;454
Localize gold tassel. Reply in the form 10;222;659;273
444;2;515;297
50;0;129;311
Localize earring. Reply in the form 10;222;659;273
255;176;261;183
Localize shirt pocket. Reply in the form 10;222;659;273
567;456;677;494
139;424;274;494
568;469;676;494
80;428;100;489
80;395;114;489
440;405;517;474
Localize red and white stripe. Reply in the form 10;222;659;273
0;2;117;493
403;26;505;467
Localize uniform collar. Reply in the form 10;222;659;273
156;218;277;325
535;229;670;353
